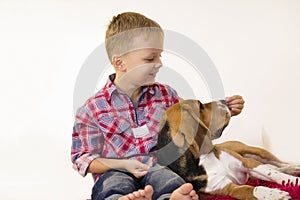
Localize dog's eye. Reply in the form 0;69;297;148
199;103;204;110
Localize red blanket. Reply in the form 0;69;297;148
203;179;300;200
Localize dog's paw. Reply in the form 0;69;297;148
279;164;300;177
254;186;291;200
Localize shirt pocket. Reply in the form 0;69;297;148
98;113;133;157
98;113;132;139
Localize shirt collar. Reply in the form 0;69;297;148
101;74;118;100
99;73;158;100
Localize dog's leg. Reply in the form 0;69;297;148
235;142;300;176
227;150;299;186
201;151;291;199
277;164;300;177
253;186;291;200
249;164;299;186
217;141;284;166
218;141;300;176
210;183;291;200
210;183;255;200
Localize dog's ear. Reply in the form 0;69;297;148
179;104;201;158
159;112;185;147
179;104;199;145
181;103;209;132
172;131;185;147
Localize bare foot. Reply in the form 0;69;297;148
170;183;199;200
118;185;153;200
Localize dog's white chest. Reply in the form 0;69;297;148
200;151;249;192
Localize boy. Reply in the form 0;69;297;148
71;12;244;200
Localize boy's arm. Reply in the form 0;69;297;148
71;106;152;178
71;105;110;177
87;157;152;178
165;84;244;116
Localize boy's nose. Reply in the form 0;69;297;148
154;63;162;69
157;57;163;66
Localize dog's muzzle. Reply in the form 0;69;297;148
217;100;231;117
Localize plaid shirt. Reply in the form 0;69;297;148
71;74;181;182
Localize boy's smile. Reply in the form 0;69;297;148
114;48;163;96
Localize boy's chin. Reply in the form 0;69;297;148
142;80;156;86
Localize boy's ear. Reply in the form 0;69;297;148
112;55;125;71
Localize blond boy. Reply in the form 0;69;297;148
71;12;244;200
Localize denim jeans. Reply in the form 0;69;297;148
91;164;186;200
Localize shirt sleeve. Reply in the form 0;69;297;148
71;105;103;177
164;84;183;104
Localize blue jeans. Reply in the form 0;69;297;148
91;164;187;200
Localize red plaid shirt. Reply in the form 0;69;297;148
71;74;181;182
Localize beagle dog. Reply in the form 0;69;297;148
157;99;300;200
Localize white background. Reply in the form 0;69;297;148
1;0;300;199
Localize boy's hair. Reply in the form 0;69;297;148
105;12;164;62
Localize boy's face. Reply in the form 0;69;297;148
116;47;163;88
113;31;164;92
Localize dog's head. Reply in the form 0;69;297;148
159;99;231;157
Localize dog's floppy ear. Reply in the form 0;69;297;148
172;131;185;147
179;104;200;145
159;112;185;147
179;103;201;158
181;103;209;133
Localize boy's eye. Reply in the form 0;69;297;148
146;58;154;62
145;55;161;62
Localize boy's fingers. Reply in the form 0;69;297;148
133;170;148;178
226;98;245;108
228;103;244;109
225;95;243;103
225;97;231;102
135;162;150;172
148;157;154;168
141;163;150;170
230;108;242;116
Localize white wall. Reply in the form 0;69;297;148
1;0;300;199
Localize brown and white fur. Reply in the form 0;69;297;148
157;99;300;200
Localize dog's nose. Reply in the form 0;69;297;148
218;100;231;117
219;100;227;105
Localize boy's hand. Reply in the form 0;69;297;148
225;95;245;116
124;158;153;178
